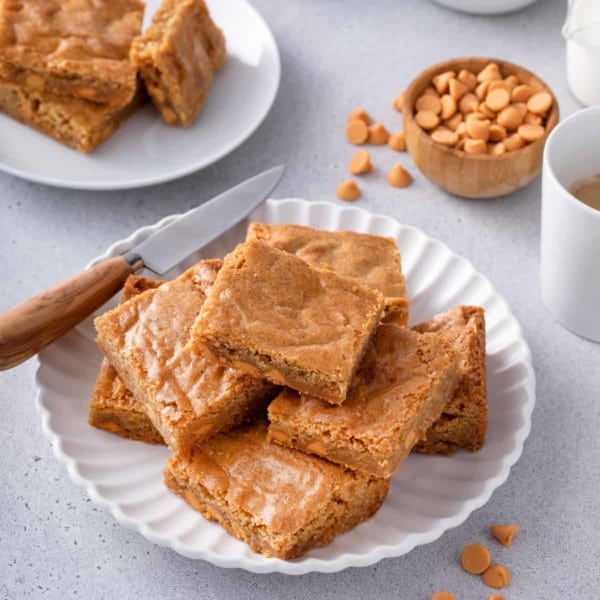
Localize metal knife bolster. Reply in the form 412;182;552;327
122;251;144;272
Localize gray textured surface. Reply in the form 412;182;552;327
1;0;599;597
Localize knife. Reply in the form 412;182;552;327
0;165;285;371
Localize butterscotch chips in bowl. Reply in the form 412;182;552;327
402;57;559;198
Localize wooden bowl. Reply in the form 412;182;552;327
402;57;559;199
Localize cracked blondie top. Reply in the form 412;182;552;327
130;0;226;125
165;421;389;559
246;222;409;324
89;275;164;445
413;306;487;454
0;0;144;106
94;259;276;453
268;325;461;478
188;241;385;405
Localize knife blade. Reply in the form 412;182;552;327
0;165;285;370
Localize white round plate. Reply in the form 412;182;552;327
36;199;535;574
431;0;539;14
0;0;280;190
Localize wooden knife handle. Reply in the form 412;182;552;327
0;255;140;371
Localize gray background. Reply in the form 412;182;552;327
2;0;599;597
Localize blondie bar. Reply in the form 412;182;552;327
164;421;389;559
89;276;164;444
268;325;460;478
188;241;385;405
94;259;276;454
246;222;409;324
413;306;487;454
130;0;226;126
0;0;143;106
0;81;140;152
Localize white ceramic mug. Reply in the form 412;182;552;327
541;106;600;342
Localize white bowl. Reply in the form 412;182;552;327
431;0;539;15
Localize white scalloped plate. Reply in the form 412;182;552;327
35;199;535;574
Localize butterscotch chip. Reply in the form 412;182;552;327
490;524;519;546
477;63;502;82
524;112;543;125
432;128;459;146
512;83;534;103
416;110;440;130
393;91;405;111
461;543;491;574
486;88;510;112
487;595;505;600
431;592;456;600
518;123;545;142
349;150;373;174
458;93;479;114
388;131;407;151
387;164;412;187
467;118;491;142
483;565;511;589
479;102;497;120
347;108;371;124
440;94;457;120
346;119;369;144
497;106;522;130
433;71;455;94
513;102;528;119
449;78;468;101
456;121;467;138
423;86;439;97
489;123;507;142
527;91;552;114
368;123;390;145
475;80;490;100
444;112;463;131
504;75;519;90
336;179;361;201
503;133;525;151
490;142;506;155
488;80;511;93
463;138;487;154
458;69;477;91
416;94;442;114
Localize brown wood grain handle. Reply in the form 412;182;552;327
0;255;140;370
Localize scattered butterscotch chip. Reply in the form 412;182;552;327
459;92;479;114
449;78;468;101
483;564;511;589
431;592;456;600
458;68;477;91
416;94;442;115
346;119;369;144
432;71;455;95
416;110;440;130
388;131;407;151
487;595;506;600
497;105;522;130
512;83;534;103
461;543;491;574
335;179;361;201
527;91;552;114
348;150;373;175
477;63;502;82
431;128;459;146
490;524;519;547
386;164;412;187
518;123;544;143
368;123;390;145
347;108;371;124
486;88;510;112
393;91;405;111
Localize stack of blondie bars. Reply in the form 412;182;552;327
91;222;487;559
0;0;226;151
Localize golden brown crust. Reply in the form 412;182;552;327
246;222;408;325
188;241;385;405
130;0;226;126
164;421;389;559
413;306;487;454
0;80;142;152
267;325;461;478
94;260;276;454
0;0;143;106
89;276;164;444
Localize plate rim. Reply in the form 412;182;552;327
0;0;281;191
35;198;536;574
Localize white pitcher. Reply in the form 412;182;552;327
563;0;600;106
